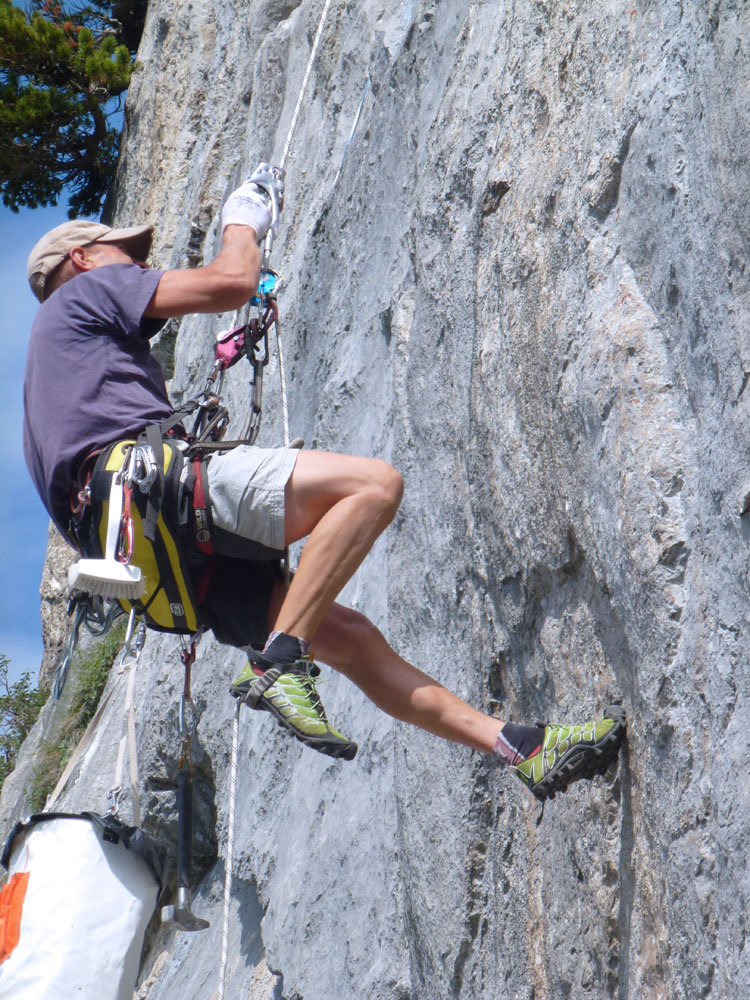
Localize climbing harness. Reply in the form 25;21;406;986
85;439;205;634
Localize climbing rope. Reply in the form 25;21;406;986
252;0;336;434
218;702;240;1000
279;0;334;170
218;0;337;986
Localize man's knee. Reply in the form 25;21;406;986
367;460;404;521
315;604;385;676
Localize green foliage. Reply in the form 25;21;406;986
0;653;47;792
0;1;145;216
28;737;69;812
28;621;125;813
73;620;125;727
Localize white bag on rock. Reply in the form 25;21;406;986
0;813;163;1000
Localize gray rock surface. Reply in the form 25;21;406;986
4;0;750;997
38;527;75;691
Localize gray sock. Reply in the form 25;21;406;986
262;630;311;664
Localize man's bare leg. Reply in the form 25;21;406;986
264;579;503;754
300;598;627;798
240;452;627;796
310;600;504;754
262;450;506;754
270;450;404;641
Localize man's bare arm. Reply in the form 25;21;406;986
144;226;261;318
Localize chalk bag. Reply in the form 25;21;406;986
0;812;165;1000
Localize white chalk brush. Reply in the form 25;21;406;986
68;475;145;600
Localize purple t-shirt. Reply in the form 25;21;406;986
23;263;171;539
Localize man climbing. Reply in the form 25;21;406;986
23;165;625;803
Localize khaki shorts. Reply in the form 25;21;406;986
206;444;299;552
186;444;299;649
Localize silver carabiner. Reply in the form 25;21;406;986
177;638;197;739
114;444;134;486
132;444;158;493
107;785;123;817
121;610;147;666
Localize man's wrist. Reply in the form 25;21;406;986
222;223;263;242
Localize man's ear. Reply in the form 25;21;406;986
69;245;96;273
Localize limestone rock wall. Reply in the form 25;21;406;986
6;1;750;997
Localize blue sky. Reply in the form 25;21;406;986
0;204;71;684
1;8;127;685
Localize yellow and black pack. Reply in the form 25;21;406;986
86;439;204;634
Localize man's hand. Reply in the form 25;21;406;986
221;163;285;242
247;162;285;214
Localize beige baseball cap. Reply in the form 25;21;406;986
27;220;154;302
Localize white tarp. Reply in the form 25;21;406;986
0;814;159;1000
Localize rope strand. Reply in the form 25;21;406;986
280;0;335;170
218;3;334;991
275;313;290;447
218;703;241;1000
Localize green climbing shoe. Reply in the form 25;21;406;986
512;705;626;801
230;657;358;761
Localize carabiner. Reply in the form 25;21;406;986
107;785;123;817
132;445;159;493
117;483;135;564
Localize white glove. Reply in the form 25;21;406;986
221;162;285;243
247;162;285;214
222;182;272;241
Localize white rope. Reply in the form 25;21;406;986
218;702;241;1000
218;4;335;992
112;645;142;826
275;314;291;447
275;0;338;438
280;0;335;170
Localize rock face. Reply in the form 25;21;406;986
4;0;750;997
38;528;75;692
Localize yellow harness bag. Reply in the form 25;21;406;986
86;439;204;634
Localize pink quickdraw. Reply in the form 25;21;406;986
117;483;135;565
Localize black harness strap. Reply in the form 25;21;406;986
142;422;164;543
139;402;200;543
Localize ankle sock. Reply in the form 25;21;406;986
493;721;546;767
261;630;311;665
